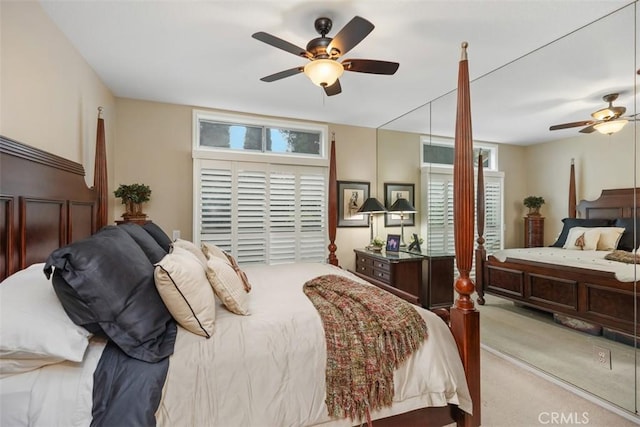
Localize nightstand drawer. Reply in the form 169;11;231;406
371;268;391;283
356;255;374;268
356;264;373;276
372;259;390;272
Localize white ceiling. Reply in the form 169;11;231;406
40;0;638;145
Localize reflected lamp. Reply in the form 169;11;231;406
388;197;416;247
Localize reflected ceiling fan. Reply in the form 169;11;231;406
549;93;637;135
252;16;399;96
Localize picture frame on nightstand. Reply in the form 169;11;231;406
386;234;400;252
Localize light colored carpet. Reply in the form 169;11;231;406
477;293;639;425
479;347;638;427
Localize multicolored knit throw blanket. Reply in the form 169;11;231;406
303;274;428;422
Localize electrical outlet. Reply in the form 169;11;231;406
172;230;180;240
593;345;611;370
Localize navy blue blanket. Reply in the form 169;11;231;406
91;341;169;427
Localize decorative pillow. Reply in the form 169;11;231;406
201;242;231;264
0;264;91;377
154;248;216;338
551;218;613;248
44;226;177;363
142;222;173;252
614;218;640;252
563;227;601;250
172;239;208;267
595;227;625;251
224;252;252;293
118;222;167;263
205;257;250;315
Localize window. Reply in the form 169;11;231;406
193;111;329;264
195;110;324;157
421;136;498;171
421;167;504;279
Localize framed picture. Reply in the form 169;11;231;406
384;183;415;227
407;233;422;253
337;181;370;227
386;234;401;252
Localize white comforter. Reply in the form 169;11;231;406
1;262;471;426
491;247;639;282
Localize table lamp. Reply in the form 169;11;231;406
389;197;416;247
357;197;387;243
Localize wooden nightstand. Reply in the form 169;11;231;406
351;248;454;309
524;216;544;247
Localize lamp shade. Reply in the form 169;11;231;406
357;197;387;214
594;119;628;135
389;197;416;213
303;59;344;87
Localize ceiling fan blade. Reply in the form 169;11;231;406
342;59;399;75
579;124;597;134
324;79;342;96
252;32;312;59
549;120;595;131
327;16;374;57
260;66;304;82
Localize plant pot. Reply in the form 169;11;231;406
527;207;541;216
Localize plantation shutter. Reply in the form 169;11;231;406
196;159;327;264
422;168;504;279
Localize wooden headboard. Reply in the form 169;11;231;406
577;188;640;219
0;135;98;280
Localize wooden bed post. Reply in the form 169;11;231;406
327;133;338;266
475;152;486;305
94;107;108;230
569;158;576;218
451;42;481;427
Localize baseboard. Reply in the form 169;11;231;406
481;343;639;424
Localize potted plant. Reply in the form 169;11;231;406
114;183;152;219
369;236;385;252
523;195;545;216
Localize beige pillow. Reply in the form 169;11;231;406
595;227;625;251
154;249;216;337
563;227;601;251
224;252;252;292
172;238;208;267
201;242;230;264
205;257;250;315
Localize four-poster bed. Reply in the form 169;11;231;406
476;161;639;342
0;44;480;427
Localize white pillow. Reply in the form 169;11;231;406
201;242;231;265
563;227;601;251
171;238;208;267
205;257;250;315
0;264;91;377
595;227;626;251
154;248;216;337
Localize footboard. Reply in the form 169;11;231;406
483;256;638;341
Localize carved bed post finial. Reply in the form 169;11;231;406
94;107;108;230
327;132;338;266
569;158;576;218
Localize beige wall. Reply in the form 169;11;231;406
0;1;116;189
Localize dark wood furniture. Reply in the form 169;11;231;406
352;248;454;310
524;215;544;247
477;178;640;341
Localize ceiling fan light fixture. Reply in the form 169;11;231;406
594;119;628;135
304;59;344;87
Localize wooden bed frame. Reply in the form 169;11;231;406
475;163;639;343
0;45;480;427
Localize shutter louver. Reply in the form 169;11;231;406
200;168;232;251
299;173;326;262
237;169;267;263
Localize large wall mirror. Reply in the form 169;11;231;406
377;3;638;416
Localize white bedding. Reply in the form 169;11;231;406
492;247;639;282
0;262;471;426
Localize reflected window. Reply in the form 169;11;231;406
421;136;497;171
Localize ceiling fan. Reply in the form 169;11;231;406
252;16;399;96
549;93;636;135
